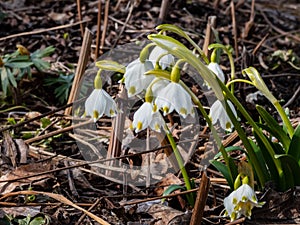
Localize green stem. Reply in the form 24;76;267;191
165;129;194;206
179;81;235;188
226;79;253;88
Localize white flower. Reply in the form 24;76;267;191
131;102;164;133
207;62;225;82
209;100;237;131
149;46;175;69
124;59;154;97
85;89;118;122
224;184;264;221
223;192;238;221
151;79;170;97
155;82;194;118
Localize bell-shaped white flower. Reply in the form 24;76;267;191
223;192;239;221
149;46;175;69
124;59;154;97
155;82;194;118
209;100;237;131
85;89;118;122
131;102;164;133
224;184;264;221
207;62;225;82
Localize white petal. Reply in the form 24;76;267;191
85;89;106;121
207;62;225;82
155;82;194;118
149;112;165;132
132;102;153;132
209;100;237;131
234;184;257;203
149;46;175;69
102;90;118;117
124;59;154;97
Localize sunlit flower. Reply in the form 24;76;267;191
131;102;164;133
207;62;225;82
224;184;264;221
124;59;154;97
85;89;118;122
223;192;238;221
209;100;237;131
155;82;194;118
149;46;175;69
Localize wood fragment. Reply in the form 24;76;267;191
230;0;239;57
76;0;84;37
100;0;110;55
65;28;93;116
189;172;210;225
95;0;102;59
158;0;170;24
203;15;217;58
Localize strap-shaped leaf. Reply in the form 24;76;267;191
256;105;290;151
287;125;300;162
6;61;33;68
248;138;271;182
275;154;300;187
210;158;237;190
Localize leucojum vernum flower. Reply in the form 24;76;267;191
82;24;300;222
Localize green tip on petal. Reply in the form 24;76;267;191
163;106;169;114
180;108;187;116
137;121;143;131
110;109;116;116
129;86;136;95
154;123;160;131
93;110;99;121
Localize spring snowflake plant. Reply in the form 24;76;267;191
83;24;300;220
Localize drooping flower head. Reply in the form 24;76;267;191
154;61;195;118
149;46;175;70
209;100;237;131
84;69;118;122
223;175;265;222
123;58;154;97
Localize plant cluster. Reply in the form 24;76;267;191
82;24;299;221
0;45;55;98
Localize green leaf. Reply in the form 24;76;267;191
256;105;291;151
210;159;237;190
6;68;17;88
213;146;245;160
29;217;46;225
248;138;271;182
156;24;188;39
95;60;126;73
32;58;50;71
6;62;33;68
163;184;186;196
275;154;300;187
31;46;55;58
287;125;300;162
253;132;280;186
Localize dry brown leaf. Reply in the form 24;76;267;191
154;173;182;196
0;163;53;195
